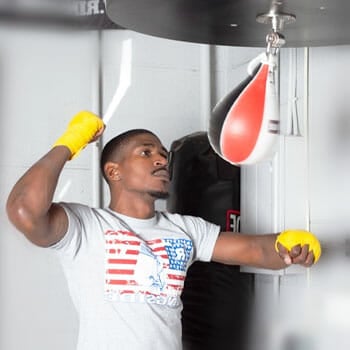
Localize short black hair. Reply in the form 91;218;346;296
100;129;156;182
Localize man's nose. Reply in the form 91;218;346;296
154;156;168;167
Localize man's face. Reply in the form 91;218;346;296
116;133;170;199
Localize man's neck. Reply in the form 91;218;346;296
109;194;156;219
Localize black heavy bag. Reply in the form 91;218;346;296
167;132;254;350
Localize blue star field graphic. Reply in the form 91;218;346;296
163;239;193;271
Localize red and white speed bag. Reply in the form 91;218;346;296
208;55;280;165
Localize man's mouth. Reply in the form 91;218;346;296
153;168;170;181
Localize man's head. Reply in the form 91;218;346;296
100;129;170;200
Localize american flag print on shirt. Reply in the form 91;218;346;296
104;229;193;308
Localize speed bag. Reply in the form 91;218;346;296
208;59;280;165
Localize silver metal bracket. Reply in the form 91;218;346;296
265;31;286;55
256;4;296;55
256;12;296;33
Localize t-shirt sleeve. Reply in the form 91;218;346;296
49;202;85;258
166;213;221;262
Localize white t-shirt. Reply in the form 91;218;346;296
51;203;220;350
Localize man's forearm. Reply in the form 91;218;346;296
212;232;288;269
257;234;289;270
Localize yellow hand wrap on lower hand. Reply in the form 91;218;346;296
275;229;322;263
53;111;104;159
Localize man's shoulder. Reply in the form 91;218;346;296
157;211;208;225
59;201;91;212
58;202;107;219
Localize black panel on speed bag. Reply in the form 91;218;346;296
167;131;254;350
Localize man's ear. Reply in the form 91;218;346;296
104;162;121;181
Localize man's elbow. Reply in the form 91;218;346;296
6;199;50;247
7;194;32;227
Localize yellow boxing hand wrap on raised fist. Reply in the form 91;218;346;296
275;229;321;263
53;111;104;159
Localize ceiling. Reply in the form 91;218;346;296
0;0;122;30
106;0;350;47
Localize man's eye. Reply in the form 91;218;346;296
141;149;151;156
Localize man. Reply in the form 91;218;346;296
6;111;320;350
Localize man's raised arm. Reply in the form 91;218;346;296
6;111;104;247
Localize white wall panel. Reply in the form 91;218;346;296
0;26;98;168
101;30;202;148
0;25;96;350
309;46;350;226
0;24;207;349
242;45;350;349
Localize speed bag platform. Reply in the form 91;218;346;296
167;132;254;350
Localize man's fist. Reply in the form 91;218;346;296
53;111;105;159
275;229;322;265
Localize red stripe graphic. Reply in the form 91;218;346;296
106;280;137;285
167;274;185;281
105;230;187;298
107;269;135;275
107;259;137;264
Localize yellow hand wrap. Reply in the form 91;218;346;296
53;111;104;159
275;229;322;263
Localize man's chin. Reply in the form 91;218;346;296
148;190;170;200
